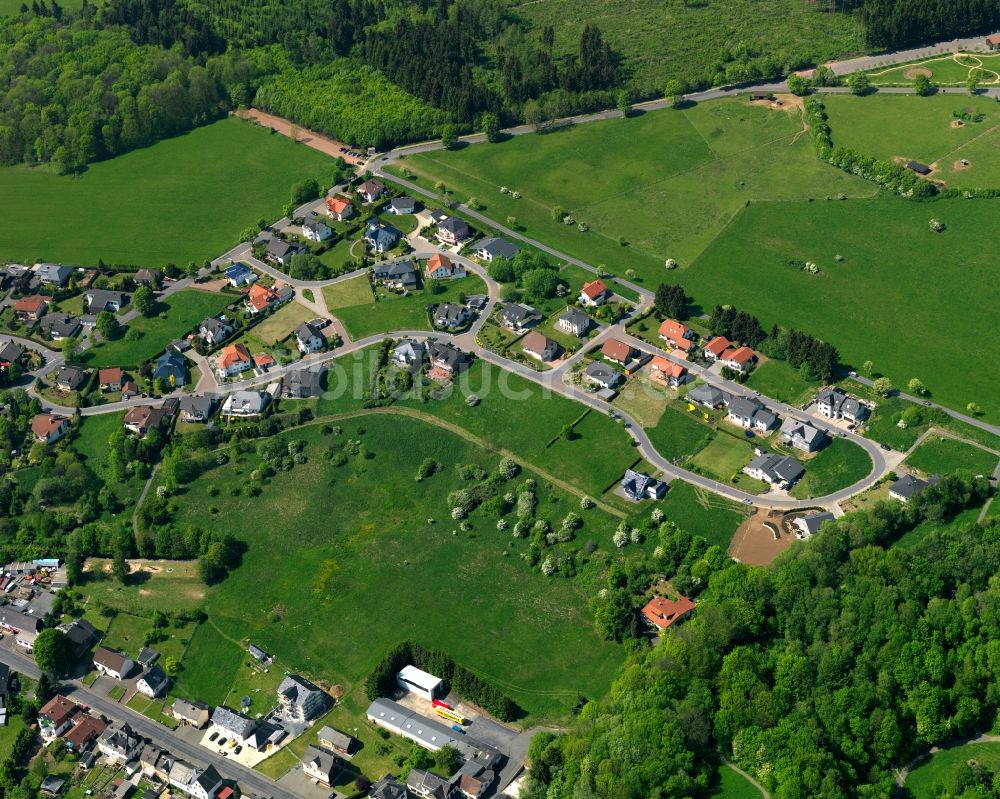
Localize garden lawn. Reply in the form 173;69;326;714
335;274;486;338
319;237;364;273
611;377;667;428
0;118;342;266
647;404;716;462
158;415;624;722
323;274;374;310
683;198;1000;424
904;435;999;478
710;764;764;798
744;358;820;406
83;290;229;367
690;433;754;481
657;482;747;549
906;742;1000;798
864;52;1000;86
788;438;873;499
250;301;317;346
822;93;1000;188
397;97;873;288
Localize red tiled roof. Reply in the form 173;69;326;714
217;344;252;370
581;280;608;300
14;295;46;313
600;338;633;363
641;595;695;630
673;337;694;352
65;715;107;749
522;331;553;355
657;319;689;343
650;356;686;379
705;337;731;357
725;346;755;365
246;283;279;312
254;353;275;367
325;197;351;214
31;413;66;441
40;695;79;726
988;33;1000;44
98;367;122;384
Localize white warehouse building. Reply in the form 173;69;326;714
397;665;443;701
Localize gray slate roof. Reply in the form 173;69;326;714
475;236;518;259
584;361;622;386
796;512;836;535
687;384;727;407
40;314;82;339
211;705;256;738
500;302;541;327
748;453;805;485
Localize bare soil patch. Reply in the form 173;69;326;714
954;159;972;170
728;508;796;566
951;119;965;128
905;67;933;79
237;108;365;166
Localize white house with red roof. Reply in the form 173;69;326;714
324;196;355;221
720;346;756;373
704;336;732;362
658;319;695;356
579;280;610;307
648;356;687;388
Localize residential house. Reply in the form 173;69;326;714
64;715;107;753
61;618;97;656
123;406;169;437
392;339;425;367
38;695;81;740
600;338;636;366
318;726;355;756
93;647;135;680
578;280;610;307
428;341;472;376
357;179;386;203
152;350;188;385
658;320;694;355
416;208;448;230
178;395;217;423
133;269;160;288
170;761;224;799
583;361;622;390
136;664;170;698
285;367;326;398
137;647;159;668
302;216;333;242
436;217;470;246
0;340;25;365
245;283;290;315
39;313;82;341
97;722;142;764
301;746;338;785
373;259;419;290
224;263;256;287
248;643;271;663
325;196;355;221
648;356;687;388
172;698;210;728
13;295;47;321
556;307;591;337
388;196;417;215
85;290;129;313
365;222;402;253
780;418;828;453
726;396;777;432
99;368;123;392
210;706;257;745
34;263;73;286
0;606;43;648
221;390;270;418
425;253;466;280
890;473;938;503
641;595;696;631
121;380;140;399
295;322;326;353
522;331;558;362
215;344;253;378
987;32;1000;49
138;743;169;781
792;511;836;539
55;366;88;392
499;302;541;332
39;776;66;797
433;303;470;330
620;469;667;501
815;387;869;422
471;236;517;261
453;761;495;799
744;453;805;488
278;673;329;722
31;413;69;444
370;774;410;799
199;317;234;346
719;346;756;374
265;238;303;267
687;383;728;409
407;769;453;799
704;336;732;362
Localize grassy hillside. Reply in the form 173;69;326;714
0;117;340;267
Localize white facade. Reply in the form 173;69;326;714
397;665;442;701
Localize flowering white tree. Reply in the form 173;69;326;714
580;496;595;510
613;529;629;548
651;508;665;524
541;556;556;576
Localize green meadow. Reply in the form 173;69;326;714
905;741;1000;799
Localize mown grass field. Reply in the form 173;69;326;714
83;290;229;367
905;435;999;478
744;358;820;406
789;437;872;499
905;741;1000;798
647;404;716;462
160;416;625;721
249;301;318;346
711;764;763;798
657;482;747;550
690;433;754;481
0;118;341;267
397;97;874;288
864;52;1000;86
507;0;864;97
684;198;1000;423
822;93;1000;188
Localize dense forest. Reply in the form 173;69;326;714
521;475;998;799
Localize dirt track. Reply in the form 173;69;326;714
236;109;365;165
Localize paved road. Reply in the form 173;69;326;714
0;647;296;799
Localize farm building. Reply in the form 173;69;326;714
397;665;442;701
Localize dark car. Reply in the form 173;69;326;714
234;745;243;754
880;443;891;450
209;732;219;742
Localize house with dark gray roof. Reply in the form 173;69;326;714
85;289;129;313
40;313;82;341
727;396;777;432
61;618;97;655
152;350;188;385
370;774;410;799
55;365;88;392
318;725;355;755
433;303;471;330
172;698;209;728
136;664;170;698
687;383;728;409
365;222;402;253
428;341;471;375
393;339;425;367
471;237;518;261
499;302;541;333
97;722;141;764
34;263;73;286
302;216;332;242
199;317;233;346
436;217;471;246
889;473;939;503
373;259;418;289
556;308;591;337
265;238;303;266
278;673;329;722
744;453;804;489
780;418;828;452
210;706;257;744
388;196;417;215
815;387;869;423
406;768;452;798
178;394;217;422
583;361;622;390
620;469;666;501
792;512;836;539
302;745;338;786
0;341;25;363
285;367;326;398
295;322;326;353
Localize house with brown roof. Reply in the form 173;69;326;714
648;356;687;388
357;179;386;204
134;269;161;288
13;295;47;321
32;413;69;444
172;698;210;728
600;338;636;366
38;695;81;740
98;368;123;392
579;280;610;307
64;715;108;752
641;595;695;631
987;32;1000;49
123;406;169;437
522;331;558;362
92;647;135;680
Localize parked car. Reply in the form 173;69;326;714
880;443;891;450
235;745;243;754
209;732;219;742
